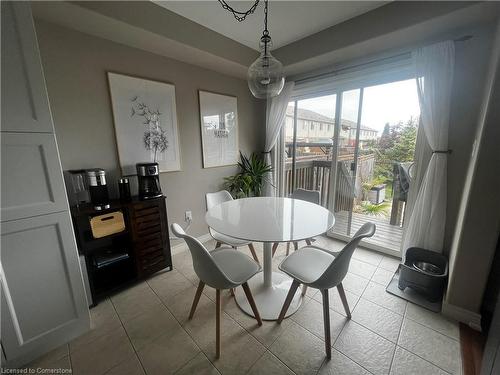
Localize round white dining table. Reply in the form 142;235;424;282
205;196;335;320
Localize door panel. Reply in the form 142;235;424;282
331;89;361;237
1;133;68;222
1;2;54;133
1;212;89;363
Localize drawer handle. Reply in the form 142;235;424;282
100;216;115;221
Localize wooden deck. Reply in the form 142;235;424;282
332;211;404;252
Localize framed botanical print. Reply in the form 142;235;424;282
107;72;181;175
198;90;239;168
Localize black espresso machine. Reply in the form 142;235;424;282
136;162;162;200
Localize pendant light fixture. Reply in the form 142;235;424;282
218;0;285;99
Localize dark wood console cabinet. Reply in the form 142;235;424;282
71;196;172;303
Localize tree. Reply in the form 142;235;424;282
379;123;393;149
373;117;419;189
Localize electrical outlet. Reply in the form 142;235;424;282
185;210;193;223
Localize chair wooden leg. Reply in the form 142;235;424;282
272;242;279;257
215;241;222;249
248;243;259;264
286;242;291;256
293;241;299;251
301;284;308;296
216;289;221;359
277;280;300;323
242;282;262;326
189;281;205;319
321;289;332;359
305;238;312;246
337;283;351;318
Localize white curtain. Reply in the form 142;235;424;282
263;82;295;196
403;41;455;254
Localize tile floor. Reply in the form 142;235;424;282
25;237;463;375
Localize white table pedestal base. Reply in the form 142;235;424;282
234;271;303;321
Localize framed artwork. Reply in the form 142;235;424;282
198;90;239;168
107;72;181;175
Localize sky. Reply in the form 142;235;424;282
294;79;420;134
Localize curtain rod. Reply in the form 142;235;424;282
294;35;473;85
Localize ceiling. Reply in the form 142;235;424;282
155;1;388;50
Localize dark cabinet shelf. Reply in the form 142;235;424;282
71;196;172;304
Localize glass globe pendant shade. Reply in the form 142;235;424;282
247;36;285;99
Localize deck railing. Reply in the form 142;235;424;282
284;157;356;211
284;155;407;226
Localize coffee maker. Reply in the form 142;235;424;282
136;162;162;200
86;169;110;210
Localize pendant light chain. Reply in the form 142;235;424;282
217;0;260;22
218;0;285;98
262;0;270;58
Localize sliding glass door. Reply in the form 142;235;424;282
284;94;337;207
284;78;420;255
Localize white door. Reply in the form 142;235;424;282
1;133;69;222
1;2;90;368
1;213;90;365
1;2;54;133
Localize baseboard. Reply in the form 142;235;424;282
442;300;482;331
170;233;212;255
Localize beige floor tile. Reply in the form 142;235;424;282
24;344;69;369
334;321;395;375
362;281;407;315
318;349;371;375
175;352;220;375
352;248;384;266
179;298;238;351
165;284;213;323
349;258;377;279
147;269;193;302
71;326;135;375
270;321;326;375
342;273;370;295
25;354;71;372
371;267;395;286
247;351;294;375
105;355;145;375
111;282;163;322
390;346;449;375
123;303;180;351
172;251;193;271
378;256;401;272
221;293;293;348
291;296;348;343
180;293;268;373
312;287;360;317
203;321;267;375
398;319;461;374
352;298;403;343
405;303;459;340
70;298;122;353
137;326;200;375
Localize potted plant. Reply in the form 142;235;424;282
224;152;272;198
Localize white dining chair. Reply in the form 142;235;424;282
171;223;262;358
277;222;376;359
272;188;321;257
206;190;260;263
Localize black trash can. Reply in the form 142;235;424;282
398;247;448;302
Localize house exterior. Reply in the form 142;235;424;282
284;106;378;149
